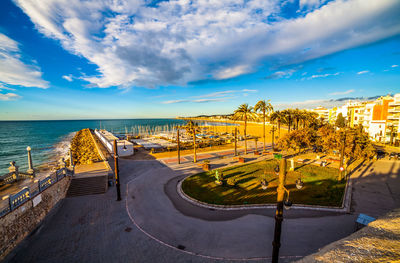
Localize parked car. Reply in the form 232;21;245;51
376;150;386;159
389;152;398;160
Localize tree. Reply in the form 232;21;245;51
270;111;283;137
387;124;397;145
277;128;317;153
184;120;200;163
233;103;256;154
318;125;339;153
255;100;273;152
282;109;294;132
335;113;346;128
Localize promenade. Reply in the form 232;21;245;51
3;146;399;262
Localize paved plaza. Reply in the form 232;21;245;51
3;147;400;262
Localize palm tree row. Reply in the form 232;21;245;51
233;103;321;154
271;109;319;134
182;102;320;163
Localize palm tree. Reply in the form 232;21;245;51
233;103;256;154
270;111;283;138
293;109;302;130
184;120;199;163
255;100;273;152
282;109;293;132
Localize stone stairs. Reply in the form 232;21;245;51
67;176;108;197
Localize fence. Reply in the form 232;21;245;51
0;167;73;217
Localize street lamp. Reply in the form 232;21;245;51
272;158;293;263
113;140;122;201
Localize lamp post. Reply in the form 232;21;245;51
26;146;34;175
339;130;346;181
69;148;75;174
234;127;238;156
113;140;122;201
272;158;290;263
177;126;181;164
270;126;276;151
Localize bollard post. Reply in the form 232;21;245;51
26;146;34;175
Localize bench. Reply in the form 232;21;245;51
296;159;306;163
355;213;376;231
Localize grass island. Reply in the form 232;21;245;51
182;159;347;207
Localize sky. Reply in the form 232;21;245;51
0;0;399;120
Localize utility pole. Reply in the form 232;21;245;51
234;127;238;156
177;127;181;164
271;126;276;151
113;140;122;201
339;130;346;181
272;158;287;263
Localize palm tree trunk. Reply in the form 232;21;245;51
193;133;197;163
244;117;247;154
263;109;266;152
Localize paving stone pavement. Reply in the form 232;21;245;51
3;150;400;263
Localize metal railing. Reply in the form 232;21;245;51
0;167;73;217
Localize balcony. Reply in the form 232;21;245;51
388;108;400;113
387;115;400;120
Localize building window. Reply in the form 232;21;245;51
355;110;358;113
355;117;357;120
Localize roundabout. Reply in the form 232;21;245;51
124;155;357;261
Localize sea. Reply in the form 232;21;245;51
0;119;187;175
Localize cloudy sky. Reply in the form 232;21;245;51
0;0;399;120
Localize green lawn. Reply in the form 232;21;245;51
182;159;346;206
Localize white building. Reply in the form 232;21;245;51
369;120;386;142
362;102;375;131
95;129;134;157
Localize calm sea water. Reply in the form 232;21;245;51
0;119;186;174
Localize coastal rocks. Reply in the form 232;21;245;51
70;129;101;165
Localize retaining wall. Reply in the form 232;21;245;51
0;176;70;260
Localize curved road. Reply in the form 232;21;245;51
3;154;399;263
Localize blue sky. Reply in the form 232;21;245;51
0;0;399;120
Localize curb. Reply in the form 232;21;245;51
177;172;353;213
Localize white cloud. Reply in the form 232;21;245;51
162;99;189;104
357;70;370;75
309;72;341;79
62;74;73;82
13;0;400;88
0;84;16;91
392;64;399;68
329;89;355;96
265;70;293;79
193;89;257;99
242;89;257;92
214;65;251;80
0;33;48;89
193;98;226;103
0;93;22;101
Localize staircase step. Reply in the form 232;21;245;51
67;175;108;197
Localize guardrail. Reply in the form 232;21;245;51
0;167;73;218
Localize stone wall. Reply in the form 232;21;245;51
296;208;400;262
0;176;71;260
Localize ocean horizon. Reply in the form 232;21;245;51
0;119;187;174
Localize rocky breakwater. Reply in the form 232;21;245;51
70;128;102;165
